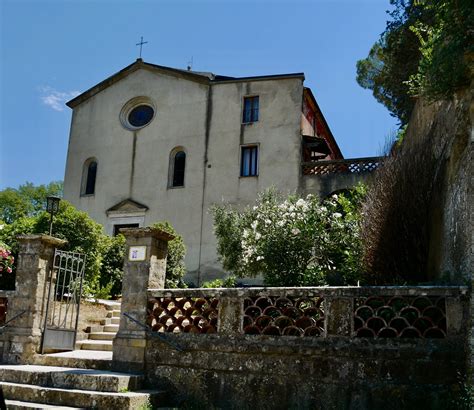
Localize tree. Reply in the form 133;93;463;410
0;200;106;293
0;182;188;294
356;0;472;125
212;187;366;287
98;234;126;298
0;181;63;223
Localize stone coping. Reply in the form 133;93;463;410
17;234;67;247
0;290;15;298
120;227;175;241
148;285;469;298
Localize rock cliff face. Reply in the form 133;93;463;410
405;83;473;283
404;82;473;384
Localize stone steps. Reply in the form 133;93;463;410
33;350;113;371
99;318;120;326
76;307;120;352
88;332;116;341
5;399;83;409
0;365;164;409
0;365;143;392
1;382;163;409
103;324;119;333
75;340;113;352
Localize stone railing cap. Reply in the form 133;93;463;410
148;285;469;298
17;234;67;247
120;227;175;241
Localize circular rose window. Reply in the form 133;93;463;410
120;97;156;130
128;105;154;127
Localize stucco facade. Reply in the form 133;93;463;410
63;59;342;284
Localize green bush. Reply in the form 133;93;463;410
212;187;366;287
34;201;106;291
0;200;106;294
0;217;36;290
98;234;126;298
202;276;236;288
0;184;187;294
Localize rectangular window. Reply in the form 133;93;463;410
241;145;259;177
242;96;259;123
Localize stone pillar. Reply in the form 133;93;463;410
217;294;242;334
112;227;174;372
325;296;353;337
3;235;67;364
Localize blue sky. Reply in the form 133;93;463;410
0;0;398;190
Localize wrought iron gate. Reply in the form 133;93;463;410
41;249;86;353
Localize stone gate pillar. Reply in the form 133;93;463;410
3;234;67;364
112;227;174;372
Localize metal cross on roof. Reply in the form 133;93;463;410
136;36;148;58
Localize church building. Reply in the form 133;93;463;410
63;58;343;284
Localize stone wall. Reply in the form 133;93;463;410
144;286;469;409
404;89;473;283
403;82;473;382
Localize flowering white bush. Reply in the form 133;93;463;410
212;187;365;286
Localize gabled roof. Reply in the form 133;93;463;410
106;198;149;215
66;59;305;109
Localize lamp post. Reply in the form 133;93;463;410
46;196;61;236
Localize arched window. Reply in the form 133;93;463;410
81;158;98;195
169;149;186;188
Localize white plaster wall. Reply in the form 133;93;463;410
64;68;304;283
64;68;209;274
196;78;304;282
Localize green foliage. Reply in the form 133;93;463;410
356;29;420;125
0;182;187;295
150;221;187;289
356;0;473;125
0;199;106;294
93;281;114;300
212;187;366;287
0;181;63;223
0;217;36;254
98;234;126;298
202;276;237;288
34;200;106;289
407;0;473;100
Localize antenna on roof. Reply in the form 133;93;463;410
187;56;193;71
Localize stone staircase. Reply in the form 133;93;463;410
0;364;165;409
75;303;120;352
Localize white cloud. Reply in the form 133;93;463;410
39;86;80;112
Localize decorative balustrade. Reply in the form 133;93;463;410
147;286;467;340
243;295;324;337
354;295;447;338
302;157;382;176
147;296;219;334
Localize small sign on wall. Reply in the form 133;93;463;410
128;246;146;261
